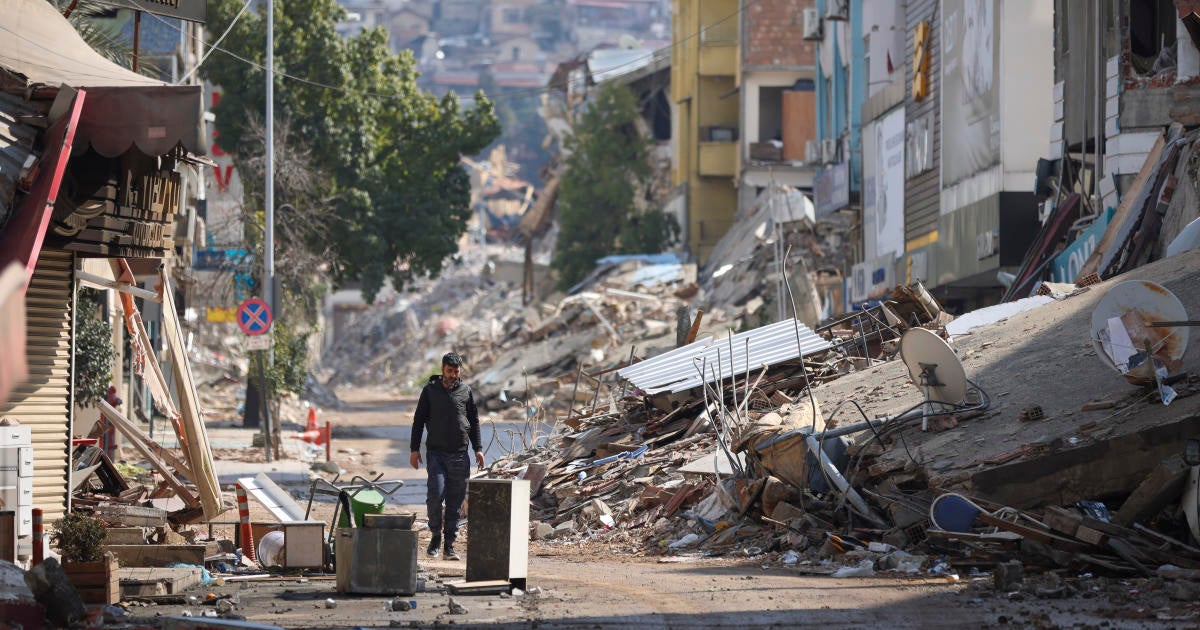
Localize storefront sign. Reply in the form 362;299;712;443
1052;207;1115;283
205;306;237;323
94;0;207;23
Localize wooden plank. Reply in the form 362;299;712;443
159;269;223;520
104;527;148;545
103;544;206;567
976;512;1092;552
1042;506;1082;538
98;400;198;506
1078;128;1167;277
1115;455;1191;527
96;504;168;528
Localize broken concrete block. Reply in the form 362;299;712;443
1115;454;1191;527
761;476;794;518
24;558;85;627
1168;579;1200;601
532;522;554;540
770;500;805;523
993;560;1024;592
552;521;575;537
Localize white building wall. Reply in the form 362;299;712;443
999;0;1053;189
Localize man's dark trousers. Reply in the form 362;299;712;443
426;449;470;546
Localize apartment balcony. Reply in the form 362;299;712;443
698;20;737;77
699;43;736;76
698;141;737;177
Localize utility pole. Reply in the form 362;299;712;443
262;0;277;462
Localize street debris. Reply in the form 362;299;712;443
403;236;1200;614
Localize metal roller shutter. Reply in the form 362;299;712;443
0;248;73;522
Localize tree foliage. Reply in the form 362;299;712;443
202;0;500;301
552;84;679;290
74;290;116;408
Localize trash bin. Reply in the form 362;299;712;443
337;489;386;527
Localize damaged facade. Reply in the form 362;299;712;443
0;0;222;565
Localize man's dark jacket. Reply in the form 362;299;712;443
410;375;483;454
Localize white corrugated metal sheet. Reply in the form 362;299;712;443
0;248;73;521
618;319;833;395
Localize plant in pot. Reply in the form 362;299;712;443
52;512;119;604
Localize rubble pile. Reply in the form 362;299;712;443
479;249;1200;596
480;286;957;560
701;184;856;328
321;248;735;422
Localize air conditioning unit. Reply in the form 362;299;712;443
820;138;838;164
825;0;849;22
802;7;822;41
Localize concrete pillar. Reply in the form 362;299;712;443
1179;17;1200;82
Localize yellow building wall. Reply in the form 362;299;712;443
690;178;737;260
671;0;740;261
698;76;738;128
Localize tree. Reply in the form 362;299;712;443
73;290;116;407
552;83;678;289
202;0;500;301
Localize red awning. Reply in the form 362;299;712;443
0;88;84;280
0;0;204;157
74;85;204;157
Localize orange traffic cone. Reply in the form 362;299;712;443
305;406;318;432
294;428;327;445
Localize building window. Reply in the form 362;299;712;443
1129;0;1176;72
758;86;784;141
502;8;522;24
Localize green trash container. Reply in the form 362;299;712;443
338;489;386;527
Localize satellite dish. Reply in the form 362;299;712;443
900;328;968;406
1091;280;1190;385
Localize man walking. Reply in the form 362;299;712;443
410;352;485;560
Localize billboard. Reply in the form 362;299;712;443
864;107;906;260
941;0;1000;189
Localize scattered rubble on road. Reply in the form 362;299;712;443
461;247;1200;625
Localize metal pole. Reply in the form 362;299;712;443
259;352;272;462
264;0;277;464
1080;3;1089;211
1093;1;1102;206
265;0;275;313
133;11;141;72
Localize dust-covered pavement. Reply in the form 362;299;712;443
122;549;1172;629
192;386;1179;630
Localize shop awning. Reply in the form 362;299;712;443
0;0;204;157
0;88;84;281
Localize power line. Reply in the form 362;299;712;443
177;0;255;84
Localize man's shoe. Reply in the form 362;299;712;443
443;545;461;561
427;535;441;557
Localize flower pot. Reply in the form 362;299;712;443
62;554;119;605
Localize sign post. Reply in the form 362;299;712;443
238;298;274;460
